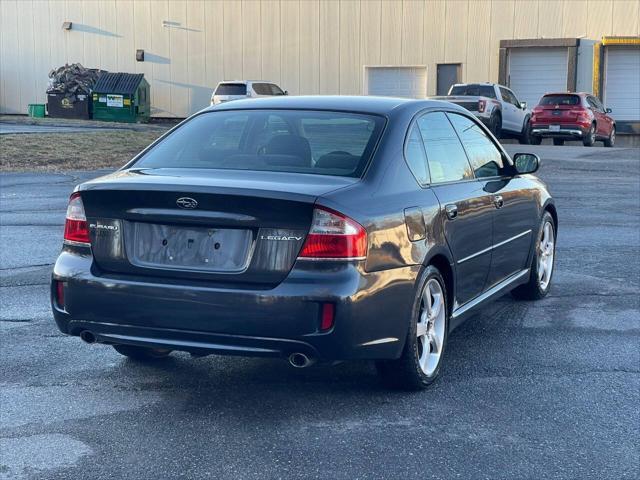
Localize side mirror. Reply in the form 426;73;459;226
284;90;289;96
513;153;540;174
520;101;527;110
606;108;612;113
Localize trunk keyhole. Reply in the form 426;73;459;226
214;243;221;250
162;239;168;246
187;239;194;249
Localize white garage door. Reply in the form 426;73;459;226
604;47;640;121
508;48;568;108
364;66;427;98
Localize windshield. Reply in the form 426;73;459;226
539;94;580;106
215;83;247;96
133;110;385;177
449;84;497;99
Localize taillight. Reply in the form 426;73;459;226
298;206;367;260
478;99;486;113
570;108;589;119
63;193;91;245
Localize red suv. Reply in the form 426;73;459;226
530;93;616;147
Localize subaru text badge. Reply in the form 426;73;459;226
176;197;198;209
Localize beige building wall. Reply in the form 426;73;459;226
1;0;639;116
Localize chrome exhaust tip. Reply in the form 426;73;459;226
79;330;96;344
288;352;314;368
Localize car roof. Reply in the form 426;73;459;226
542;92;587;96
204;95;466;116
217;80;278;85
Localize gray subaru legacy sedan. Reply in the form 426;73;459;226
51;96;557;389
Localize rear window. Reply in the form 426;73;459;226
539;94;580;106
449;84;497;99
133;110;385;177
215;83;247;95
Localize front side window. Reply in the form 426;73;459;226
447;113;505;178
499;87;519;107
417;112;473;183
404;125;430;185
134;110;385;177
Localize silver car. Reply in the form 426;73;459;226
211;80;287;105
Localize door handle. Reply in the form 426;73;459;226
493;195;504;209
445;204;458;220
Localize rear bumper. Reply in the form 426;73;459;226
51;249;419;361
531;124;588;138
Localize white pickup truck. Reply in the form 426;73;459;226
433;83;532;144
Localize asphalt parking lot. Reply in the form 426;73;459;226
1;144;639;479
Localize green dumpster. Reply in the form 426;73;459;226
28;104;46;118
92;73;150;123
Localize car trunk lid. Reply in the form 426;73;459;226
79;168;356;286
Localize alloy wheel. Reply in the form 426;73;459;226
416;278;446;376
538;221;555;290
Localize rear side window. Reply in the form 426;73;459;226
268;84;285;95
134;110;385;178
404;125;430;185
447;113;505;178
215;83;247;95
252;83;270;95
417;112;473;183
252;83;285;95
539;94;580;106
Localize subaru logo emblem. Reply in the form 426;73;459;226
176;197;198;209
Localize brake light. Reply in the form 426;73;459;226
570;108;589;119
298;206;367;260
478;99;486;113
63;193;90;245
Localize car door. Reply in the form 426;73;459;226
591;96;613;137
499;87;525;134
507;88;528;131
498;87;517;132
448;112;537;288
416;111;495;307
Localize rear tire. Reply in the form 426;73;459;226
112;344;172;361
512;212;556;301
583;124;596;147
376;266;448;390
552;138;564;146
604;127;615;147
489;112;502;138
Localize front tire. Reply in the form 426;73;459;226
519;117;532;144
112;344;172;361
512;212;556;301
376;266;448;390
604;126;615;147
